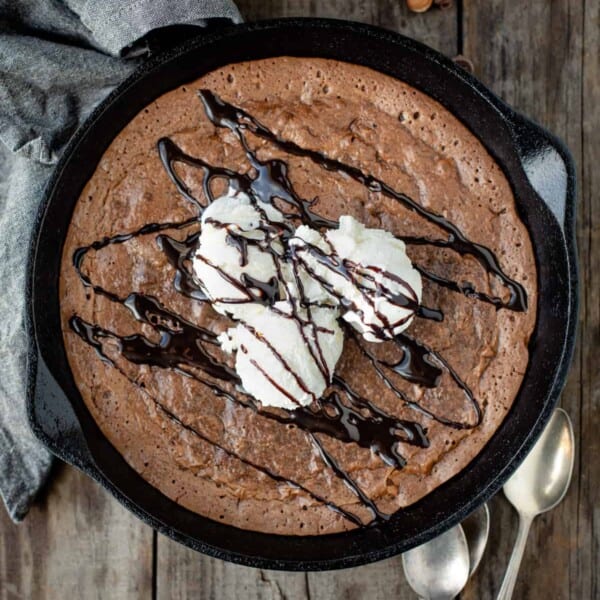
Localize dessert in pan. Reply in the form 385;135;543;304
59;57;536;535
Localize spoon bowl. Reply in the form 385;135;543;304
498;408;575;600
504;408;575;514
402;524;470;599
461;502;490;577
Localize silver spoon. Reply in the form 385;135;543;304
461;502;490;577
402;524;470;599
497;408;575;600
402;503;489;598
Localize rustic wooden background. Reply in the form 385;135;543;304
1;1;598;598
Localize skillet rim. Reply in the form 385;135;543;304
26;17;578;570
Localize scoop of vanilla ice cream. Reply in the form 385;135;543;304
192;192;285;319
194;196;420;409
218;302;343;410
284;224;337;305
291;216;422;342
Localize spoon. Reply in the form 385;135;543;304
461;502;490;577
402;524;470;599
497;408;575;600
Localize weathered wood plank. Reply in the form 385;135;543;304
157;538;418;600
462;1;590;599
156;2;457;599
156;542;309;600
0;465;153;600
575;0;600;597
3;3;595;600
307;557;410;600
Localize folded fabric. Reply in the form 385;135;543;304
0;0;241;522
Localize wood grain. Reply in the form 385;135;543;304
462;2;595;598
1;1;598;599
0;464;153;599
575;0;600;597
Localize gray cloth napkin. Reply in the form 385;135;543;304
0;0;241;522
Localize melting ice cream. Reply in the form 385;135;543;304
193;193;422;409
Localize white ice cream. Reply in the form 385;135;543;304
193;195;421;409
291;216;422;342
218;302;343;410
192;192;285;320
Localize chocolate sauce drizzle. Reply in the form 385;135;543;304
69;315;365;526
69;89;527;527
197;89;527;312
156;232;207;301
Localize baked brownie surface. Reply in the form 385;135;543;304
59;57;537;535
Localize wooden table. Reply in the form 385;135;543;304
1;1;597;598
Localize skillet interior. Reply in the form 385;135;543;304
27;19;577;570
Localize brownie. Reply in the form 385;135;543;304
59;57;537;535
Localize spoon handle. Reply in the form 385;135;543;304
497;513;534;600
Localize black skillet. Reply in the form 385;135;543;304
26;19;578;570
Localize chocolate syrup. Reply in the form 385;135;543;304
156;232;207;301
310;433;389;522
69;89;528;526
288;238;423;340
240;274;281;304
69;317;365;526
72;217;199;304
198;89;527;312
274;380;429;468
355;329;482;429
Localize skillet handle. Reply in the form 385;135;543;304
28;354;96;473
505;111;576;232
127;20;237;57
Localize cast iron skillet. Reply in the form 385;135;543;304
26;19;578;570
